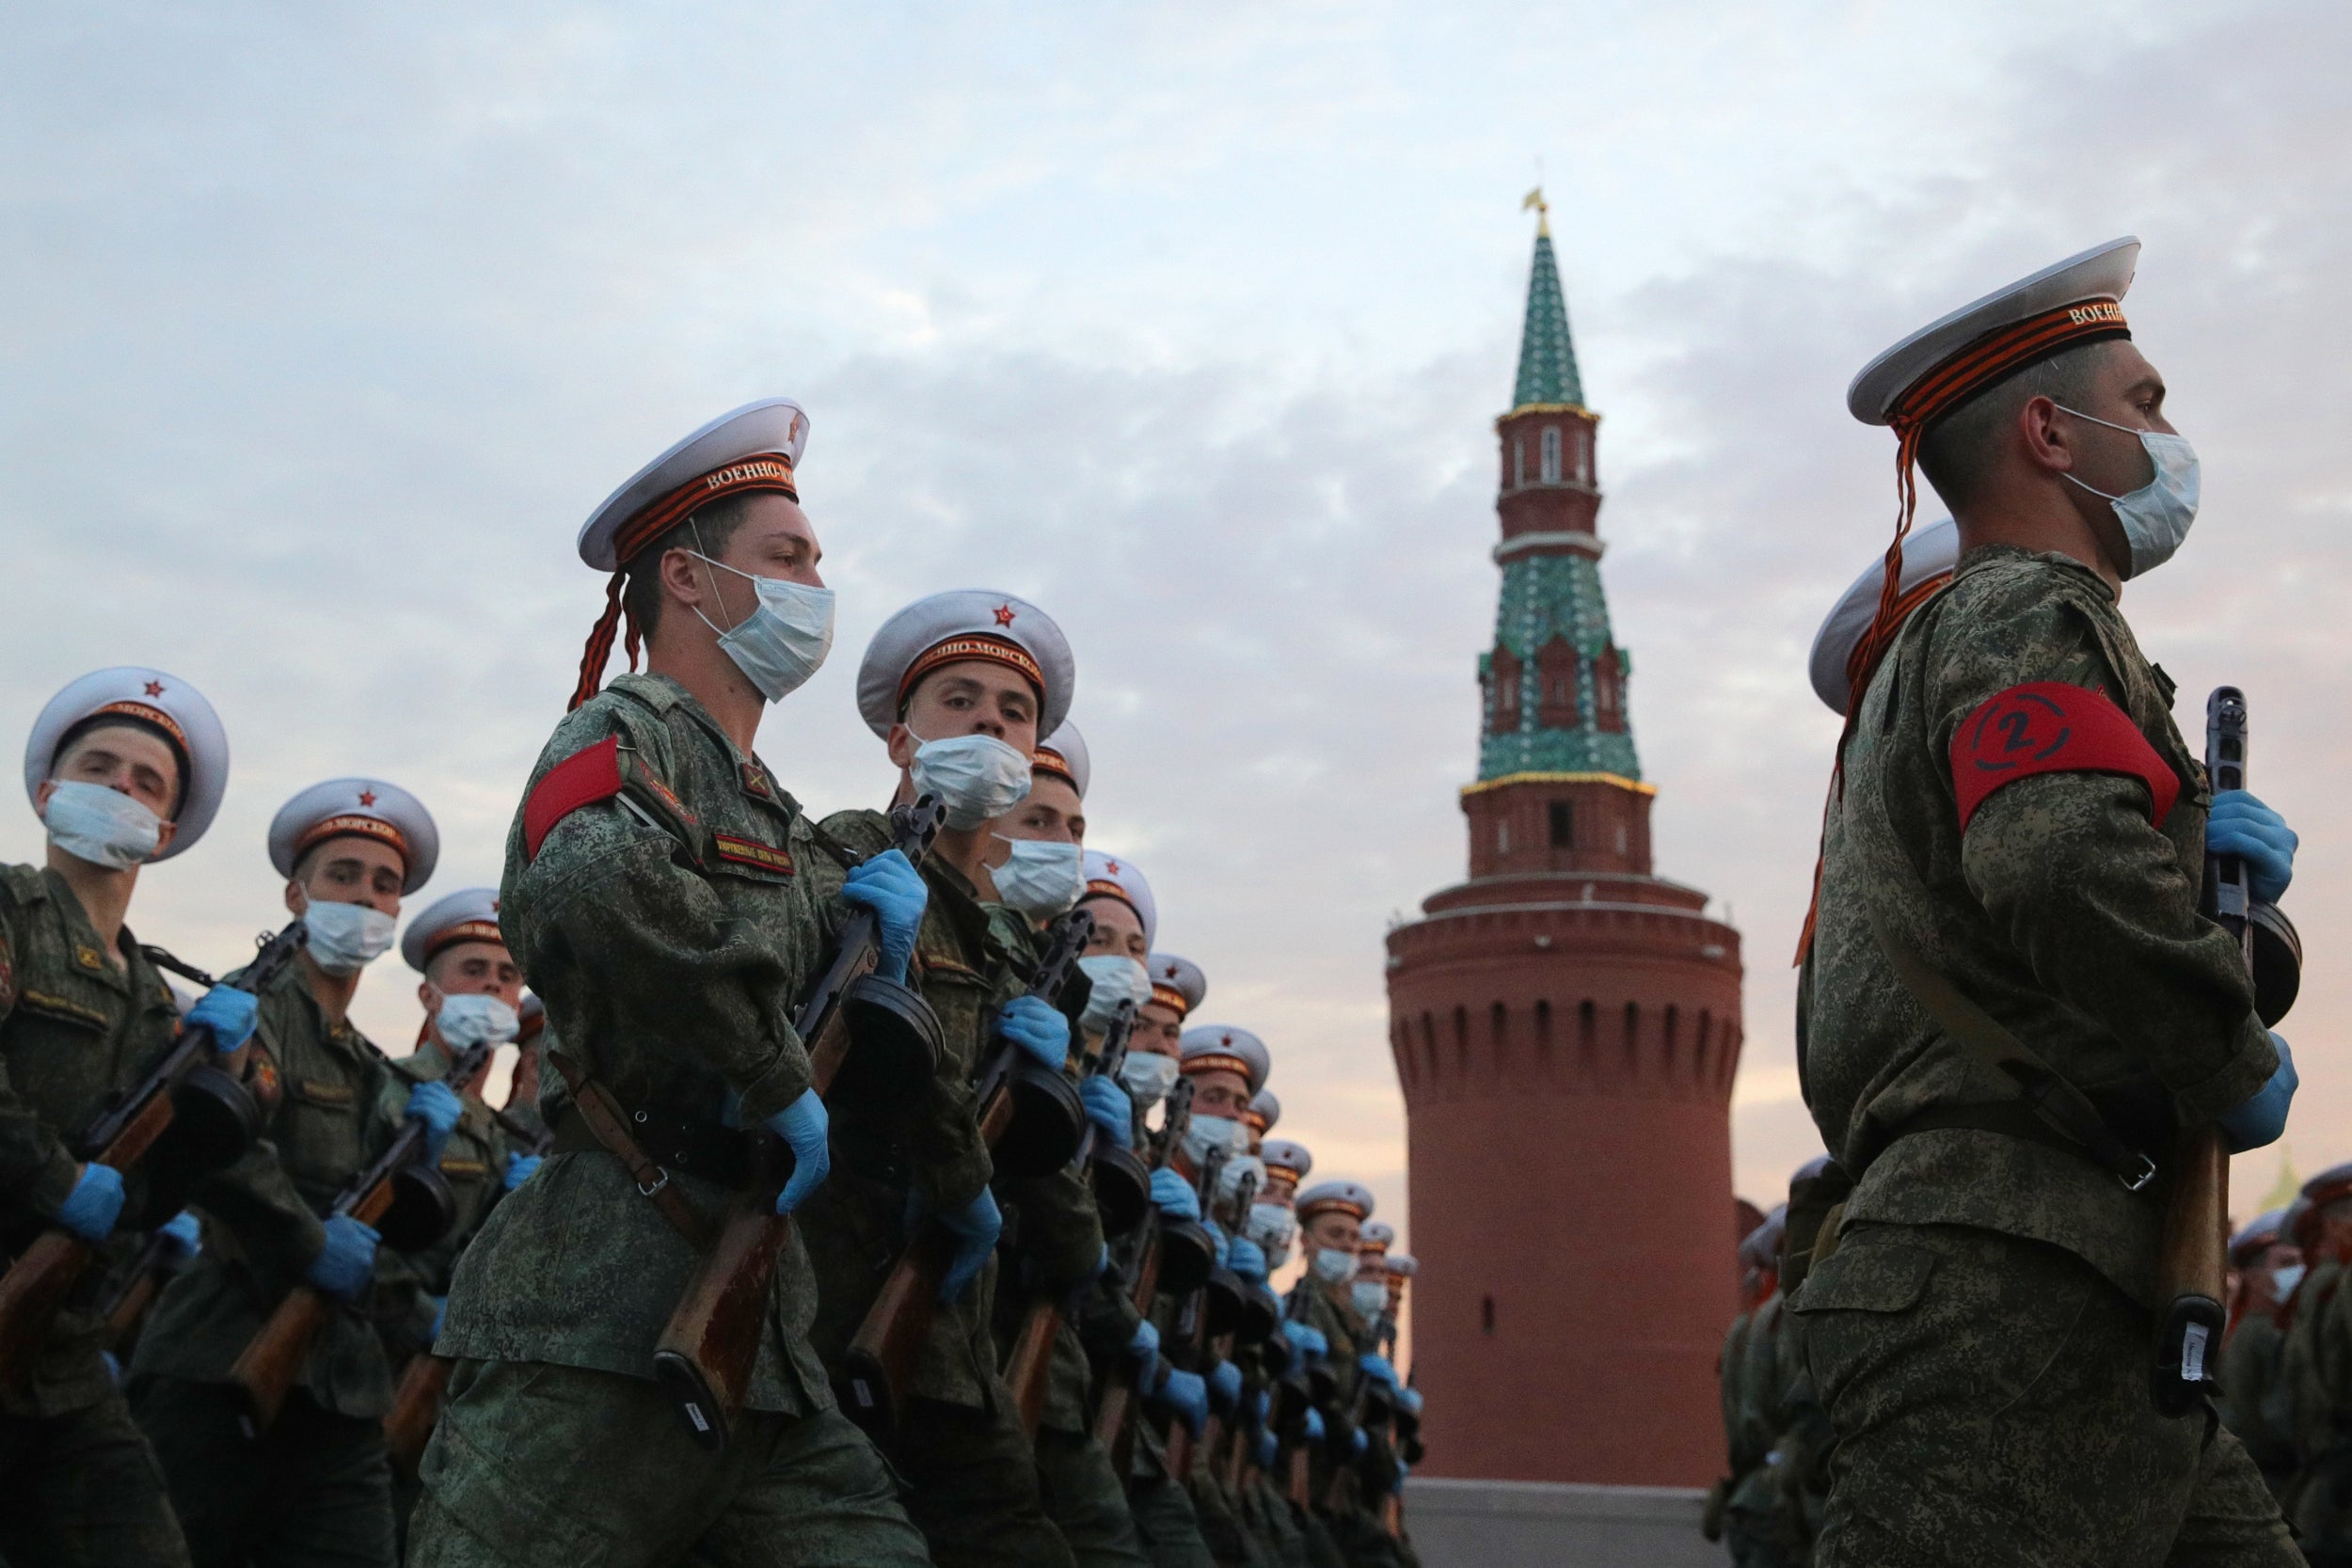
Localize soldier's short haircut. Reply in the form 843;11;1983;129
1917;340;2110;514
621;491;763;641
52;715;188;816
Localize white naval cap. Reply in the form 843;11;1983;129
569;398;811;710
1848;238;2140;427
1080;849;1156;948
855;590;1075;741
1296;1180;1375;1224
1032;721;1090;800
517;990;546;1047
23;667;230;861
1260;1139;1312;1182
1358;1221;1395;1256
1808;518;1959;716
1242;1088;1280;1136
1385;1252;1417;1279
1145;952;1207;1019
401;886;506;973
269;778;439;895
1181;1024;1269;1099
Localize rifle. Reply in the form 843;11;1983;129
228;1037;495;1430
1091;1080;1216;1471
91;1226;195;1353
1166;1152;1262;1480
0;921;305;1386
1004;989;1142;1437
836;909;1093;1437
649;797;947;1452
2152;688;2257;1416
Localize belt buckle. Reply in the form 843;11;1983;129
2118;1152;2157;1193
638;1165;672;1198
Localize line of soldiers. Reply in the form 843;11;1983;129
0;395;1430;1568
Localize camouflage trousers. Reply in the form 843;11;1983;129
135;1374;394;1568
407;1358;931;1568
891;1392;1076;1568
0;1387;191;1568
1791;1222;2298;1568
1035;1426;1153;1568
1130;1469;1218;1568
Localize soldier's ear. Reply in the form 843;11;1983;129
885;722;919;773
151;817;178;858
284;879;308;918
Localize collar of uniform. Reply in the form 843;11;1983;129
605;671;689;714
1953;541;2116;597
41;866;132;996
397;1044;453;1085
919;854;1001;963
266;956;374;1060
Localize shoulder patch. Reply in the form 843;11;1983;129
712;833;795;876
524;736;626;860
1950;682;2181;833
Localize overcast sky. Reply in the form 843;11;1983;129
5;0;2347;1259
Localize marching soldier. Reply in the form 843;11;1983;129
133;776;463;1567
1249;1138;1309;1272
407;399;934;1565
2281;1164;2352;1562
1792;238;2302;1562
0;667;240;1566
798;588;1082;1567
1286;1180;1403;1568
2217;1208;2299;1504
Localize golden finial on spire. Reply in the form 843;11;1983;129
1521;185;1550;238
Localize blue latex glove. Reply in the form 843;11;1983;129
186;984;258;1053
1149;1168;1200;1223
102;1351;122;1386
1128;1319;1161;1372
157;1210;203;1263
2208;789;2297;904
1359;1353;1400;1390
1207;1222;1230;1270
56;1163;125;1243
1154;1368;1209;1436
1079;1077;1132;1145
1399;1387;1424;1418
765;1088;832;1213
1256;1430;1279;1471
994;994;1070;1072
305;1215;380;1299
405;1081;464;1162
1209;1359;1244;1413
1394;1457;1410;1486
502;1152;543;1192
938;1188;1003;1304
2218;1034;2297;1153
1088;1243;1111;1285
1228;1237;1267;1285
1253;1387;1273;1422
841;848;928;985
1351;1427;1369;1456
426;1293;449;1341
1282;1321;1328;1364
1304;1407;1327;1444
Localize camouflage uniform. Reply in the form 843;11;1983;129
406;673;927;1568
2217;1309;2296;1506
132;949;424;1568
2280;1259;2352;1562
794;808;1074;1568
1284;1281;1403;1568
1793;546;2296;1565
0;863;192;1567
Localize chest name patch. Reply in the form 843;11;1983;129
713;833;795;876
1950;681;2180;833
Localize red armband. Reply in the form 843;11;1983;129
523;736;624;860
1950;682;2180;834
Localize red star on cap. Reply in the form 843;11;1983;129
142;680;165;697
1105;860;1120;874
490;897;501;913
358;789;377;807
1222;1034;1234;1046
993;603;1016;626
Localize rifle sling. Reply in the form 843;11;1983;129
546;1052;712;1247
1862;898;2156;1193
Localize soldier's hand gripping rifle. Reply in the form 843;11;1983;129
1092;1079;1217;1471
2153;688;2301;1415
0;921;304;1386
1004;991;1142;1438
836;908;1094;1437
230;1036;496;1430
648;796;947;1452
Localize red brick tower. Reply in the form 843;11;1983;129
1386;196;1743;1487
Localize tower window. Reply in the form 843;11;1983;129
1491;646;1522;734
1536;637;1579;728
1578;429;1593;483
1624;1001;1641;1068
1534;1000;1553;1065
1549;800;1574;848
1497;819;1510;856
1513;437;1525;489
1540;426;1562;483
1481;1295;1497;1335
1490;1001;1508;1060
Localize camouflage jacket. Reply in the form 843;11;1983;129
0;863;186;1415
1802;546;2275;1307
2281;1259;2352;1546
798;812;1008;1411
374;1045;517;1363
433;673;834;1416
2217;1310;2296;1487
133;955;410;1418
1288;1276;1366;1497
1718;1308;1755;1473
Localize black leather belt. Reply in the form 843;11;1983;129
1884;1101;2161;1194
552;1100;755;1190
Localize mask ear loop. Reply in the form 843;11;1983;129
686;516;748;641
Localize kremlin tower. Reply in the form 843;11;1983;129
1385;198;1744;1488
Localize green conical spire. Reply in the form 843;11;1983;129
1512;195;1585;410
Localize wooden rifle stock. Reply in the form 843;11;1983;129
230;1037;492;1431
839;908;1092;1435
0;920;305;1386
652;797;946;1452
1007;1296;1062;1439
384;1351;453;1481
1089;1226;1164;1466
2153;688;2253;1416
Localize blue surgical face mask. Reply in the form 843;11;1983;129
2056;406;2200;579
1313;1246;1357;1285
2271;1262;2308;1300
688;550;835;704
303;899;397;975
436;992;519;1051
910;731;1033;831
991;836;1082;918
1077;955;1150;1034
1351;1280;1390;1320
1118;1049;1179;1108
42;780;163;871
